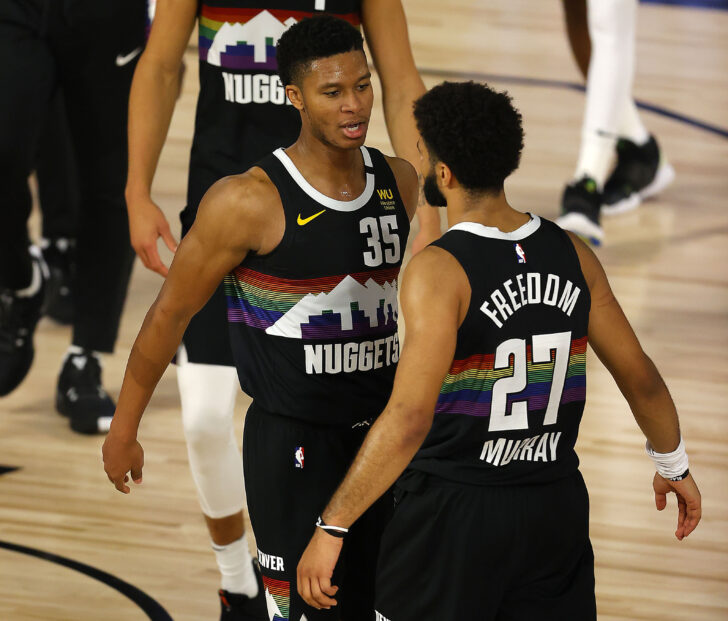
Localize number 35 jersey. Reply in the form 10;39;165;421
409;216;591;485
225;146;410;426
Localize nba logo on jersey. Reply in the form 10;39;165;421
295;446;304;469
514;243;527;264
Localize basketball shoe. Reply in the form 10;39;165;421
555;176;604;246
40;237;75;324
56;350;115;434
602;135;675;215
0;247;48;396
218;561;268;621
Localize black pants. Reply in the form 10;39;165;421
375;471;597;621
243;404;393;621
0;0;145;351
37;89;78;240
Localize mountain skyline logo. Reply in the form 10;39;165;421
265;586;287;621
207;10;297;67
266;275;398;340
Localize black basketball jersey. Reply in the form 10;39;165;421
185;0;361;225
408;216;590;485
225;147;410;426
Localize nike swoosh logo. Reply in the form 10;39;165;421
115;47;142;67
297;209;326;226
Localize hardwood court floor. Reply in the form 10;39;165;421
1;1;727;619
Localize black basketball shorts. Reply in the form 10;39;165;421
243;403;393;621
375;471;596;621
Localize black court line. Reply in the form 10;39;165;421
0;540;173;621
0;465;20;476
417;68;728;140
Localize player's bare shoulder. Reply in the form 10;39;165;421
402;244;470;324
563;230;606;294
196;167;285;255
383;154;419;220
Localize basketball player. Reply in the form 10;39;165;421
103;16;418;621
0;0;146;434
557;0;674;245
296;82;701;619
125;0;428;615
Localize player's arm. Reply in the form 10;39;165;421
385;155;419;222
361;0;441;251
125;0;198;276
103;172;280;493
568;232;701;540
297;247;468;610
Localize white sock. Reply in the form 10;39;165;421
212;535;258;597
574;131;614;189
575;0;638;186
64;346;103;370
618;99;650;145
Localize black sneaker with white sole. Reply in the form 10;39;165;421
602;135;675;215
0;247;48;396
56;350;115;434
41;238;75;325
555;176;604;246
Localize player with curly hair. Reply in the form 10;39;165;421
297;81;701;620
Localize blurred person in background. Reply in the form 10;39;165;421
557;0;674;245
0;0;147;436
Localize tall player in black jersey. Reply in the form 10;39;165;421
297;82;702;620
104;16;418;621
124;1;429;615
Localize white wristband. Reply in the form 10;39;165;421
646;437;689;480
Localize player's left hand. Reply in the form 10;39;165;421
297;528;343;610
653;472;702;540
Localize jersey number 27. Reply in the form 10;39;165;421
489;331;572;432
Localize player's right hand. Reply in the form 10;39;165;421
102;430;145;495
127;195;178;277
653;472;702;541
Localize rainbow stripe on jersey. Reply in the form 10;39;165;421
225;266;399;340
199;6;360;71
436;336;587;417
261;575;289;621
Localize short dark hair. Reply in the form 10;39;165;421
413;81;524;194
277;15;364;87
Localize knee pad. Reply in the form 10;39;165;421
176;349;245;518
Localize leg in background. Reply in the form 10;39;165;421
0;3;56;395
556;0;639;246
36;90;79;324
176;352;264;620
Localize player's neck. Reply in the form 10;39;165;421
446;190;529;233
286;133;364;189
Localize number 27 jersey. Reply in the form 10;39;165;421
409;216;591;485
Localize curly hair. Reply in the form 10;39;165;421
277;15;364;87
413;81;524;194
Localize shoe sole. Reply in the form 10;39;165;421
556;213;604;246
603;161;675;216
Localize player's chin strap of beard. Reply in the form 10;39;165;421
316;516;348;538
646;437;690;482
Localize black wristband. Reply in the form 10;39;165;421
667;468;690;482
316;516;348;538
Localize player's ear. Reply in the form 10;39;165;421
286;85;304;110
439;162;454;188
